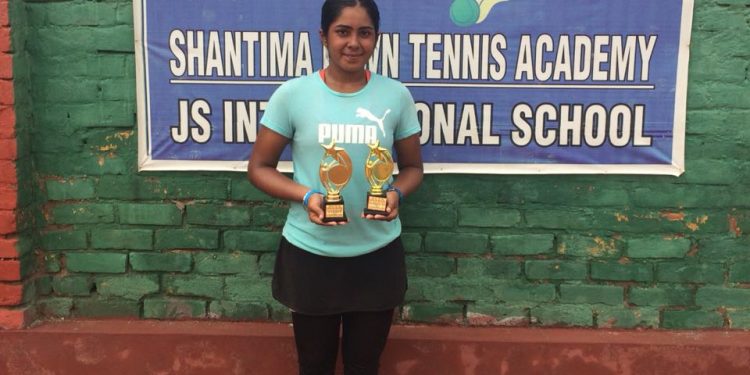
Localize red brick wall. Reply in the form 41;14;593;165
0;0;27;329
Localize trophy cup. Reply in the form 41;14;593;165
363;141;394;216
319;141;353;222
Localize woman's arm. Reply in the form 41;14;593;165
364;133;423;221
247;126;342;226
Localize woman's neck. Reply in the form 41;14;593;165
322;67;369;93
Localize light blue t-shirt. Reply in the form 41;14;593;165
261;71;421;257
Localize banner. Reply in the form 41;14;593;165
134;0;693;174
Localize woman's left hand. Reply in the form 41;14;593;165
362;190;400;221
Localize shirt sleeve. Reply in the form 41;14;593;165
260;80;295;138
394;84;422;140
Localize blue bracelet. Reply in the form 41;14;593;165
302;190;321;209
387;186;403;203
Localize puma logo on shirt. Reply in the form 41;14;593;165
318;108;392;145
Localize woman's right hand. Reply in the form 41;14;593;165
306;193;347;226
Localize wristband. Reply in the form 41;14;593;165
302;190;322;209
387;186;403;203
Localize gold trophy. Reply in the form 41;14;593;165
320;141;352;222
364;140;394;216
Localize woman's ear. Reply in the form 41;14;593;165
319;29;326;46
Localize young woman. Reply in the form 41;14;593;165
247;1;423;374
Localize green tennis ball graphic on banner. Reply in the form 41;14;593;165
449;0;509;27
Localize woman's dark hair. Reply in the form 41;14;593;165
321;0;380;35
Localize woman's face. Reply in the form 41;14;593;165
321;5;377;75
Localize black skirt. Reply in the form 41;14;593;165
272;236;407;315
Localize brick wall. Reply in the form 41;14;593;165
15;0;750;329
0;0;35;329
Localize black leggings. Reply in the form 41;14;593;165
292;309;395;375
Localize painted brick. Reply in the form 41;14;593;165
0;259;20;281
696;286;750;308
224;277;272;302
96;275;159;300
526;209;594;230
407;256;454;277
560;284;623;305
0;283;24;306
728;309;750;329
36;153;129;176
493;282;556;303
594;306;659;329
258;254;274;275
632;185;732;208
252;206;288;227
45;179;95;200
0;238;20;258
51;203;114;224
93;25;134;53
41;230;87;251
230;179;275;202
100;78;134;100
118;203;182;225
729;262;750;283
525;260;587;280
66;252;126;274
91;229;153;250
0;107;15;138
164;275;224;298
558;235;621;258
424;232;488;254
0;138;15;159
401;232;422;253
209;301;268;320
0;307;32;330
52;275;93;296
662;310;724;329
186;204;251;226
95;175;138;199
269;300;293;321
522;182;630;207
590;262;653;282
627;237;690;258
400;206;455;228
0;209;15;235
0;53;10;78
73;298;140;318
491;234;554;256
531;305;593;327
223;230;280;252
656;262;725;284
466;304;529;326
37;297;74;318
41;2;117;26
37;276;53;296
155;229;219;250
130;252;192;272
0;186;15;210
44;254;61;273
457;258;521;279
403;277;430;301
629;287;694;307
458;207;520;227
402;303;464;324
143;298;206;319
0;80;12;105
195;252;257;275
421;277;492;302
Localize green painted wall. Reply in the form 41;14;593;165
17;0;750;328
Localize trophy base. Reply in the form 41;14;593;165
323;199;347;222
364;192;388;216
